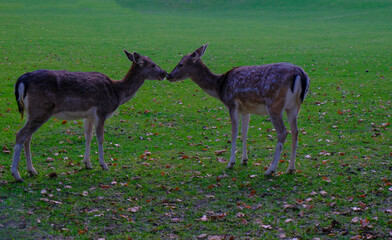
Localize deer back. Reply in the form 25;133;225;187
19;70;120;117
219;63;308;109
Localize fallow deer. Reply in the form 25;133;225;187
11;50;167;182
167;44;309;176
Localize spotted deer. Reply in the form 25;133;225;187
11;50;167;182
167;44;309;176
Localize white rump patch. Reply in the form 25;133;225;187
18;83;25;102
284;75;301;109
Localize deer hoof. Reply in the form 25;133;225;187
15;178;24;183
28;168;38;176
226;162;235;169
85;163;93;170
286;168;295;174
101;164;109;171
241;159;248;166
12;172;23;182
264;169;275;176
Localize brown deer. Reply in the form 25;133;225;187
167;44;309;176
11;50;167;182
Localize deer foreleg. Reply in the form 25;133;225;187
241;113;250;165
83;118;94;169
227;108;239;169
95;118;108;170
265;112;287;176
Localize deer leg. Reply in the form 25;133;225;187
83;118;94;169
12;143;24;182
227;108;239;169
241;113;250;165
12;118;48;182
265;112;287;176
24;136;37;176
95;118;108;170
286;108;299;174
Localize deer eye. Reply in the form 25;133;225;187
178;64;183;68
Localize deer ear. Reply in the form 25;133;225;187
124;50;144;67
124;50;134;62
132;52;144;67
191;44;208;62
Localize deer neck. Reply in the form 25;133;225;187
116;65;146;105
190;61;222;99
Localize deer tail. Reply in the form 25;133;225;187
15;74;29;120
291;70;310;104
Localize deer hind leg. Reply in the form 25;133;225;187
83;118;94;169
227;108;239;169
24;136;37;176
12;142;24;182
94;117;108;170
265;111;287;176
286;107;299;174
12;117;49;182
241;113;250;165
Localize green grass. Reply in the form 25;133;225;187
0;0;391;239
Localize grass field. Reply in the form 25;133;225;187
0;0;391;239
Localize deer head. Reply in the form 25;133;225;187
167;44;208;82
124;50;167;81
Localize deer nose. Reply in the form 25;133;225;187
166;73;172;80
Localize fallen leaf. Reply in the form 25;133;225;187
320;190;328;195
261;224;273;229
358;201;366;208
322;176;331;182
208;236;223;240
352;207;362;212
78;228;87;234
351;217;359;223
197;234;208;239
217;157;227;163
50;200;62;204
171;218;183;223
360;218;370;228
2;146;10;154
214;149;227;155
128;206;141;213
139;150;152;159
350;236;362;240
48;172;57;178
298;210;304;217
241;219;248;225
319;150;331;156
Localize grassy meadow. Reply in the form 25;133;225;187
0;0;391;239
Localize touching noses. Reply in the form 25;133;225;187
161;70;168;78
